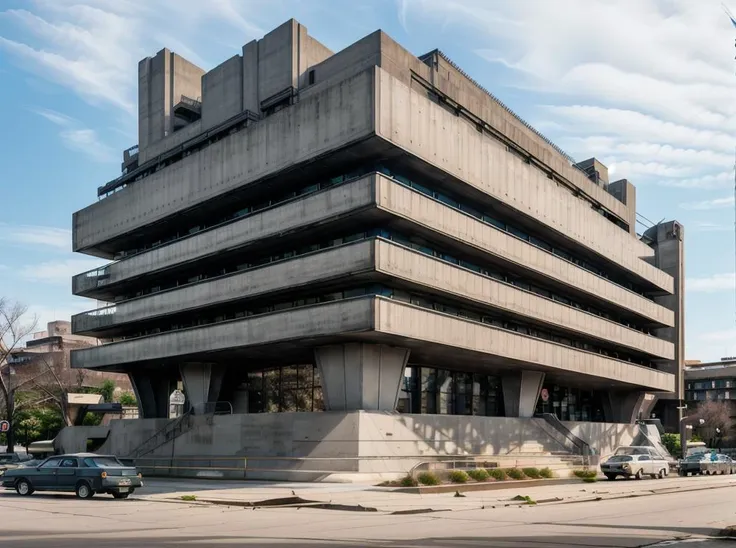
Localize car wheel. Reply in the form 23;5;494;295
75;481;94;499
658;468;666;479
15;479;33;496
635;469;643;480
604;474;616;481
112;492;130;499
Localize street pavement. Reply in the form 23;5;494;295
1;475;735;547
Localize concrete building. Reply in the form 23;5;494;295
67;20;684;475
685;358;736;410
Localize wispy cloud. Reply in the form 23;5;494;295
0;1;266;115
19;258;103;285
687;273;735;293
680;196;735;211
692;222;733;232
32;107;116;162
0;224;71;251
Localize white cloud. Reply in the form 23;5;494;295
680;196;735;211
692;222;733;232
687;273;735;293
0;1;265;115
32;107;117;162
699;328;736;343
0;224;71;251
19;258;103;285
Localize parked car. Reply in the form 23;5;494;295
600;446;670;480
0;453;32;475
1;453;143;499
679;452;734;476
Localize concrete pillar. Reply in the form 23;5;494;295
604;391;646;423
314;343;410;411
129;372;171;419
502;371;545;418
179;363;226;414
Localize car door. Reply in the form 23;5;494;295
638;455;652;474
56;458;79;490
33;457;63;489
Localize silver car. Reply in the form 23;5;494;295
600;447;670;480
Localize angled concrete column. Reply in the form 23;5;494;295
502;371;545;418
314;343;410;411
604;391;646;423
129;372;171;419
180;363;226;414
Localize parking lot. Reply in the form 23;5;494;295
2;475;736;547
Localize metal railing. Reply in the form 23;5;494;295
536;413;591;457
190;401;233;415
127;412;192;459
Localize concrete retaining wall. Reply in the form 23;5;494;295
54;412;649;481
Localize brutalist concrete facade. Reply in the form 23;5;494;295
70;20;684;429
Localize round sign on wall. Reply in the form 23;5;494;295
540;388;550;402
0;420;9;433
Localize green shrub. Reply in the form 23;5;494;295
467;468;490;482
489;468;507;481
180;495;197;502
583;477;597;483
417;471;441;486
448;470;469;484
572;469;598;480
661;433;681;457
400;474;418;487
539;467;554;479
506;468;526;480
522;467;541;479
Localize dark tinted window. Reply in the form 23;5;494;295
39;458;62;469
60;458;78;468
83;457;122;468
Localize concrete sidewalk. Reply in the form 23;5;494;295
141;473;736;513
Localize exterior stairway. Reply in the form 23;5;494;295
127;412;193;459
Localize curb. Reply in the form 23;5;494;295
392;478;578;494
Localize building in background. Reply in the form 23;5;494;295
685;358;736;415
7;320;130;393
65;19;684;471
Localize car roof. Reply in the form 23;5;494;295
54;453;117;459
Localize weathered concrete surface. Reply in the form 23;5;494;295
1;476;734;547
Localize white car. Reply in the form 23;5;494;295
600;446;669;480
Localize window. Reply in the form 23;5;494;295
40;458;62;469
308;70;315;85
84;457;123;468
60;458;78;468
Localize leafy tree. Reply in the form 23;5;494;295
661;433;681;456
0;298;38;452
118;391;137;406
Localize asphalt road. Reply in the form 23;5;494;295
0;480;734;547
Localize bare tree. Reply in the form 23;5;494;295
0;298;38;452
692;400;733;448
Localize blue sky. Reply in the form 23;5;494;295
0;0;734;360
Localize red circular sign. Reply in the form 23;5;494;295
540;388;550;402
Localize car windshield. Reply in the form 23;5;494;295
614;447;651;456
685;454;707;461
0;454;17;464
83;457;123;468
607;455;633;462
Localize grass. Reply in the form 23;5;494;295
489;468;507;481
400;474;418;487
180;495;197;502
522;467;541;479
417;471;441;486
539;467;555;479
467;468;490;482
448;470;470;484
506;468;526;480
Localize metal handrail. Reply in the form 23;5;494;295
128;411;191;458
537;413;590;457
